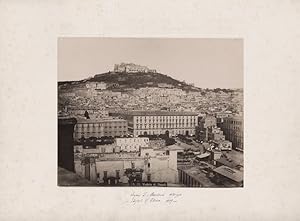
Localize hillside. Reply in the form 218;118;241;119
58;71;201;92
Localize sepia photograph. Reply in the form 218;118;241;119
57;38;243;187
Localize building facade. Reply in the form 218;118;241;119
114;111;198;137
207;127;225;141
115;137;150;152
219;116;243;151
195;116;217;141
74;145;179;185
73;118;128;140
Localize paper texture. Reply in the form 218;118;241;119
0;0;299;220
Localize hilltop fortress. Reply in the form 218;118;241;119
114;63;157;73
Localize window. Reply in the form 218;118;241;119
148;163;150;168
147;174;151;181
131;162;135;169
166;150;170;155
116;170;120;178
103;171;107;178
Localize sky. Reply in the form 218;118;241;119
58;38;243;89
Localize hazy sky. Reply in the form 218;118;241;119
58;38;243;89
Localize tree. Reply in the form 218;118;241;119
84;110;90;119
165;138;176;146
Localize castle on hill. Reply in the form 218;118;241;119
114;63;157;73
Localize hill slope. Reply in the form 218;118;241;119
59;71;200;91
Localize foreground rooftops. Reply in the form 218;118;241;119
213;165;243;183
115;110;198;116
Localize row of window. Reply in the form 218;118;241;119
136;118;196;123
224;120;242;126
135;115;196;119
135;123;196;129
76;126;127;131
134;130;193;135
136;118;196;122
75;131;127;137
98;170;120;179
98;170;153;181
76;123;127;128
117;138;149;143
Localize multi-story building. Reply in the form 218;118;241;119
207;127;225;141
198;115;217;129
73;118;128;140
219;116;243;151
195;116;217;141
115;137;150;152
112;111;198;137
74;144;179;185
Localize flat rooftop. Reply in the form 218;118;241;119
178;165;218;187
76;117;127;123
114;110;198;116
213;165;243;183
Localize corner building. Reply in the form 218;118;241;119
73;118;128;139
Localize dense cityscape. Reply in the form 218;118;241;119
58;63;244;187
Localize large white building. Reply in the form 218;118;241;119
74;144;180;185
115;137;149;152
112;111;198;137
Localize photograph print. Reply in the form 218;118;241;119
58;38;243;187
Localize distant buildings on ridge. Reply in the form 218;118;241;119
114;63;157;73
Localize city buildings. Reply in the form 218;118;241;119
73;118;128;140
112;111;198;137
195;116;217;141
67;108;109;119
74;144;179;185
85;82;107;90
58;61;244;187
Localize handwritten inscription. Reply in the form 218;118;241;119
126;192;183;205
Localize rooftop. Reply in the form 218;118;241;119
216;155;239;168
115;110;198;116
178;166;218;187
76;117;127;124
213;165;243;183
